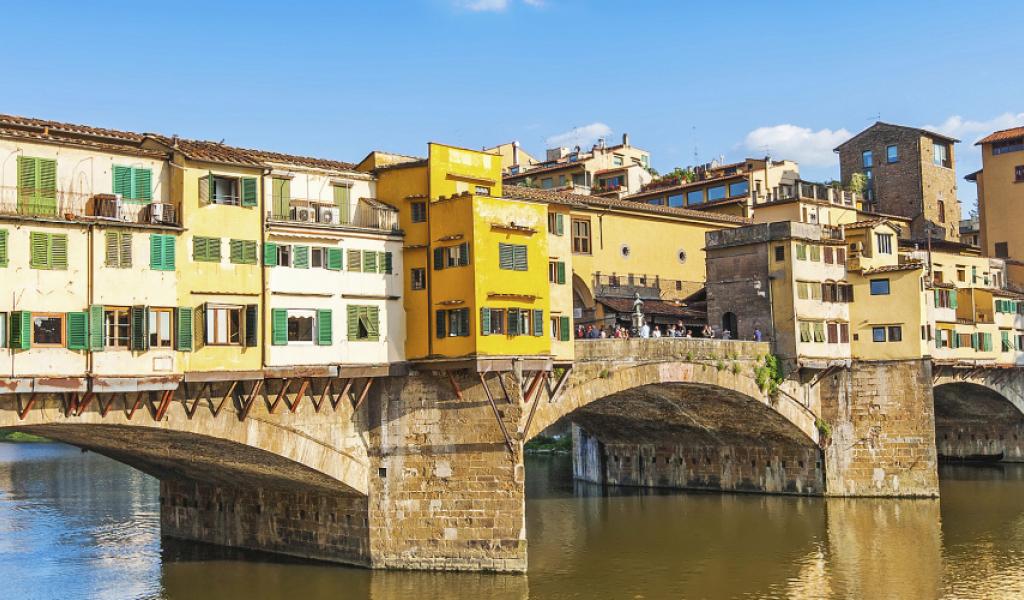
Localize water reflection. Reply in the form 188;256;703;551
2;444;1024;599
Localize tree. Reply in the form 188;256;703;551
848;172;867;194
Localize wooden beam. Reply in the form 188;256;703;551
478;373;515;454
213;381;237;417
545;366;573;404
75;392;96;416
332;379;353;410
312;379;331;413
238;380;264;421
353;378;374;412
97;394;115;417
289;379;311;413
447;372;464;401
153;389;174;421
126;392;145;420
16;393;38;421
268;379;292;414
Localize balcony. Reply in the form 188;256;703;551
593;272;699;300
766;180;860;207
267;198;399;233
0;186;178;226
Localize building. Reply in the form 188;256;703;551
502;134;652;199
482;141;539;174
835;122;961;241
958;216;980;247
968;126;1024;262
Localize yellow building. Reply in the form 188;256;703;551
970;126;1024;263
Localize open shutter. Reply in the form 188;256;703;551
50;234;67;269
367;307;380;340
271;309;288;346
264;242;279;266
432;247;443;270
317;309;332;345
560;316;571;341
88;305;104;350
435;310;446;338
175;307;193;351
334;185;351;224
241;177;258;207
134;168;152;202
326;247;342;270
459;243;469;267
508;309;519;336
933;290;940;307
480;307;491;335
556;261;566;284
244;304;258;347
0;229;7;267
556;213;565;235
347;249;362;272
10;311;30;349
533;310;544;336
130;306;149;351
67;312;89;350
950;289;958;309
347;306;360;340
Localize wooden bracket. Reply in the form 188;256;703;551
519;372;548;441
478;373;515;454
333;379;353;410
288;379;311;413
447;372;464;401
153;389;174;421
545;366;572;404
353;378;374;412
16;393;38;421
267;379;292;414
238;380;265;421
125;392;145;420
96;394;115;417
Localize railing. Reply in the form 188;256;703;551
821;225;844;241
0;186;177;225
592;272;703;299
268;199;399;232
766;181;859;206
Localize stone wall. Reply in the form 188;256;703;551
820;359;939;496
936;423;1024;461
160;479;370;566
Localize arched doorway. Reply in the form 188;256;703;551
722;312;737;337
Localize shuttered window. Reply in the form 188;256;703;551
241;177;258;207
130;306;149;350
333;185;351;224
363;250;378;273
499;243;528;271
264;242;279;266
175;307;193;351
104;231;133;268
29;232;68;270
193;237;221;262
293;245;310;269
0;229;8;267
66;312;89;350
533;309;544;336
316;309;332;345
438;308;470;337
9;311;31;349
17;156;58;217
271;309;288;346
549;261;566;284
244;304;258;347
559;316;571;341
112;166;153;202
347;305;380;341
347;249;362;272
380;251;393;274
326;247;343;271
230;239;258;264
150;234;176;271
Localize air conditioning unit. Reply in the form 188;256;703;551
290;206;314;222
92;194;121;219
850;241;864;253
317;205;340;224
148;203;176;225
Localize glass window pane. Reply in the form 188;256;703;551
707;186;726;201
687;190;704;205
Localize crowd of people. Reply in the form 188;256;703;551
575;321;763;342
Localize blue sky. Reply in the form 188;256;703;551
5;0;1021;210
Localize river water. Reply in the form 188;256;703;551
1;444;1023;599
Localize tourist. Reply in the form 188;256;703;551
652;326;662;338
754;328;763;342
685;329;693;338
722;329;732;340
702;324;714;338
639;321;651;338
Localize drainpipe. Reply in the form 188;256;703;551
86;222;94;378
260;166;271;371
426;164;435;357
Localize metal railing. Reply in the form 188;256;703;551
268;199;399;232
0;186;176;225
766;180;860;206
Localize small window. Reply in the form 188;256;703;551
613;155;624;166
104;307;131;348
411;267;426;290
870;279;891;295
277;244;292;268
311;247;324;268
995;242;1009;258
667;194;684;208
707;185;726;201
938;200;946;224
541;178;553;189
888;325;902;342
499;243;528;271
862;150;873;167
572;219;591;254
1015;165;1024;182
287;310;316;344
212;176;240;206
933;142;951;168
148;308;173;348
104;231;133;268
875;233;893;254
205;305;242;346
872;326;886;343
687;190;704;205
475;185;491;196
32;313;64;347
547;212;565;235
886;145;898;163
411;202;427;223
728;180;749;197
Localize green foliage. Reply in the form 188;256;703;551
848;172;867;194
525;434;572;453
715;360;725;371
0;431;50;443
731;362;741;375
816;418;832;439
754;354;785;394
599;368;611;379
685;351;694;362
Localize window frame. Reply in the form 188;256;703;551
205;305;243;346
411;201;427;223
411;267;426;290
31;312;65;347
886;145;898;163
571;218;592;254
875;233;893;255
148;307;174;349
286;309;317;345
103;306;131;349
211;175;241;206
869;279;891;295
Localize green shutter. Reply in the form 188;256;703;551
533;309;544;336
10;311;30;349
433;247;443;270
130;306;149;351
317;309;332;345
241;177;258;207
242;241;257;265
17;157;37;209
271;309;288;346
459;243;469;267
113;166;132;198
119;232;132;267
0;229;7;267
950;289;958;309
435;310;446;338
514;245;528;271
150;234;164;270
934;290;940;307
326;247;342;270
1002;330;1011;352
230;239;243;263
175;307;193;351
499;243;513;270
134;168;152;202
18;157;57;216
366;307;380;340
264;242;279;267
560;316;571;341
363;250;377;273
294;245;310;269
105;231;119;267
481;307;491;336
88;305;104;350
508;309;520;336
50;234;67;270
66;312;88;350
347;306;360;339
556;261;566;284
334;185;351;224
193;237;206;261
164;235;176;270
348;249;362;272
244;304;258;347
30;232;49;269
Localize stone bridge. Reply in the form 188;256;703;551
2;342;1024;572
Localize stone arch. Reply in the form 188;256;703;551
931;376;1024;462
572;272;595;319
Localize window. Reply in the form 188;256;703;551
933;142;951;168
311;247;324;269
229;239;258;265
499;243;528;271
435;308;469;338
193;236;222;262
827;322;839;344
541;178;553;189
474;185;491;196
836;248;846;265
294;245;310;269
205;305;242;346
347;305;380;341
271;177;291;219
824;247;834;264
277;244;292;267
548;212;565;235
17;156;58;217
431;243;469;270
548;260;566;284
29;232;68;270
1015;166;1024;182
486;308;506;335
411;202;427;223
774;246;785;262
112;166;152;202
613;155;624;166
687;190;704;205
667;194;684;208
809;245;821;262
796;244;807;261
995;242;1009;258
840;323;850;343
862;150;873;167
938;200;945;223
728;181;749;197
32;313;64;347
104;231;133;268
148;308;173;348
875;233;893;254
888;326;902;342
557;175;566;187
872;325;902;342
0;229;7;267
813;322;825;342
872;327;886;342
707;185;726;202
886;145;898;163
288;310;316;344
572;219;591;254
799;321;812;343
870;279;891;295
150;234;176;271
212;176;240;205
104;307;131;348
935;288;957;309
411;268;426;290
0;313;5;348
993;138;1024;155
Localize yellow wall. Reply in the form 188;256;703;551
977;141;1024;260
547;204;574;361
850;268;927;360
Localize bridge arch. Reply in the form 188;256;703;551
931;372;1024;462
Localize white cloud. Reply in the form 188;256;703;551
922;112;1024;144
452;0;543;11
545;123;612;149
742;124;852;167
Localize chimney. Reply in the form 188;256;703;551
622;133;629;147
512;140;519;167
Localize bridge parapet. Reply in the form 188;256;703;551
573;338;769;363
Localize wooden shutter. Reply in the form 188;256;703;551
556;213;564;235
193;237;207;261
50;234;68;269
241;177;258;206
242;241;257;264
10;311;30;349
150;234;163;270
113;166;133;198
363;250;377;273
105;231;120;267
533;310;544;336
66;312;88;350
366;306;380;341
17;157;37;206
175;307;193;351
347;306;360;339
480;307;490;336
317;309;332;345
134;168;152;202
30;232;49;269
499;243;513;270
230;239;242;263
433;247;443;270
270;309;288;346
556;261;566;284
130;306;149;351
244;304;258;347
513;246;527;271
435;310;446;338
333;185;351;224
263;242;279;267
347;249;362;272
0;229;7;267
458;243;469;266
326;247;342;270
86;305;104;351
163;235;175;270
38;158;57;212
119;232;132;267
560;316;571;341
294;245;310;269
508;309;519;336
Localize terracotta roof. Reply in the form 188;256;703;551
0;113;145;142
976;126;1024;146
0;124;166;159
502;185;751;225
861;262;925;274
237;148;357;172
503;160;586;179
834;121;960;150
844;218;901;231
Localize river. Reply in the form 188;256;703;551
1;443;1023;599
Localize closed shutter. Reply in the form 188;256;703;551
481;307;491;336
113;166;132;198
533;310;544;336
334;185;351;224
244;304;258;347
0;229;7;267
230;239;244;263
50;234;67;269
119;232;132;267
164;235;176;270
433;247;443;270
458;243;469;266
435;310;446;338
348;249;362;272
272;178;290;218
514;246;527;271
950;290;958;308
363;250;377;273
934;290;940;307
37;158;57;215
130;306;149;351
326;247;342;270
18;157;37;207
271;309;288;345
175;307;193;351
458;308;468;337
508;309;520;336
379;251;391;274
134;168;152;202
193;237;207;261
242;241;257;264
294;245;309;268
556;261;566;284
30;232;49;268
559;316;571;341
317;309;332;345
556;213;564;235
10;311;30;349
150;234;164;270
347;306;360;339
67;312;89;350
241;177;258;206
105;231;120;266
499;243;513;270
89;305;104;350
264;242;279;267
